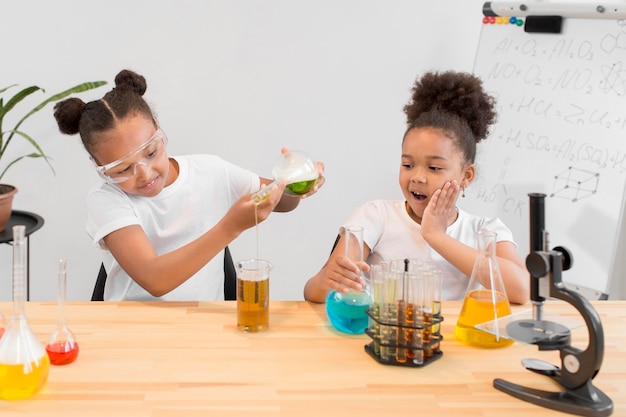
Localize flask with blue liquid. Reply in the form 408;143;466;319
326;225;371;334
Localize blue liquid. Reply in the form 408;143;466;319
325;290;371;334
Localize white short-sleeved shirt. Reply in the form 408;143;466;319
343;199;516;300
86;154;259;301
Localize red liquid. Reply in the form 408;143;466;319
46;341;79;365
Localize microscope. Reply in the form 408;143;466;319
493;193;613;416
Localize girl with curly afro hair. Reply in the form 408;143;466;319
305;71;528;305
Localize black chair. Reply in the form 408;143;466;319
91;246;238;301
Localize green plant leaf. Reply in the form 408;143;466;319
0;86;42;120
0;79;107;182
12;81;107;137
0;153;47;180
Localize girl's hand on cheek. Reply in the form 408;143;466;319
421;181;460;240
436;180;460;212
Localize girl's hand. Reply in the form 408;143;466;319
421;180;460;240
322;256;370;294
225;182;286;232
300;161;325;199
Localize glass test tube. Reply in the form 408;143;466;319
429;264;443;355
370;263;385;356
395;259;409;364
408;267;425;365
379;263;398;362
420;262;436;360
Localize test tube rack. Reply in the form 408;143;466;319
363;307;443;367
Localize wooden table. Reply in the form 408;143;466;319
0;300;624;416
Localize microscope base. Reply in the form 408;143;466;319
494;378;613;417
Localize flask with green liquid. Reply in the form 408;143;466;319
253;150;319;203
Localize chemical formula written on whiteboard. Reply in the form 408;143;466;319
469;18;626;294
503;95;626;131
491;126;626;173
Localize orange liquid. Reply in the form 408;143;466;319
0;354;50;400
455;289;514;348
237;277;269;332
46;341;79;365
0;328;4;339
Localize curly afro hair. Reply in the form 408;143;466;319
402;71;497;163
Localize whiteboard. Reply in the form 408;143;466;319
463;17;626;295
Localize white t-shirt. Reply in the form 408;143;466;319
86;154;259;301
344;199;516;300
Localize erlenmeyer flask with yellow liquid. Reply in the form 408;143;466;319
455;229;514;348
0;225;50;400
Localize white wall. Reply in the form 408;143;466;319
2;0;502;301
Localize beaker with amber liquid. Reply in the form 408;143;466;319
455;229;514;348
0;225;50;400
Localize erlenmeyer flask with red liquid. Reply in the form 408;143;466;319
46;259;79;365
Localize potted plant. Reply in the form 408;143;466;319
0;80;107;232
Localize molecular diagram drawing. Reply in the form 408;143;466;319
550;166;599;202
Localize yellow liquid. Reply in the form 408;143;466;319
0;355;50;400
237;277;269;332
455;289;514;348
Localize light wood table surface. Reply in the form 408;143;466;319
0;300;624;416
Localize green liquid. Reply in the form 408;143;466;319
285;179;318;196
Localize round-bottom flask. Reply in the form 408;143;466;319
253;150;319;202
0;225;50;400
326;225;371;334
46;259;79;365
326;289;371;334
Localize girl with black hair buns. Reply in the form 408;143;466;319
54;69;324;301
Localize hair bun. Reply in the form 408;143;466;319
53;98;86;135
114;69;147;96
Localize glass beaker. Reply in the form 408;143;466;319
455;229;514;348
0;225;50;400
253;150;319;203
325;225;371;334
236;259;272;333
46;259;79;365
